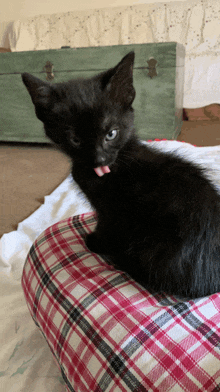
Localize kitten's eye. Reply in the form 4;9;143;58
105;129;118;141
66;130;81;147
70;136;81;147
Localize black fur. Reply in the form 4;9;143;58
22;52;220;298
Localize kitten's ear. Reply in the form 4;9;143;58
22;73;55;122
22;73;53;108
105;51;136;108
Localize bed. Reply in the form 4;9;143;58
1;0;220;390
1;140;220;391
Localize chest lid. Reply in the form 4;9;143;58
0;42;184;76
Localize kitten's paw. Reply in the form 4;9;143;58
85;233;102;254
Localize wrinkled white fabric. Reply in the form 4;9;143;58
1;140;220;391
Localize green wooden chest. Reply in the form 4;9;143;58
0;43;185;143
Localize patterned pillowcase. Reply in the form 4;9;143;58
22;212;220;392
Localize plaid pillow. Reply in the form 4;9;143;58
22;212;220;392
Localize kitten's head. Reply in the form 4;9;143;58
22;52;136;172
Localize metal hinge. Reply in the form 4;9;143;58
147;58;158;78
43;61;54;81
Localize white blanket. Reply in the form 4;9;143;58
1;140;220;391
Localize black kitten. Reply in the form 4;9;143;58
22;52;220;298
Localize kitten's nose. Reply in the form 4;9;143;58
96;155;106;166
95;145;108;166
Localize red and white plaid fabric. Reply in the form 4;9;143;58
22;212;220;392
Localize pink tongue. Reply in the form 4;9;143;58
94;166;111;177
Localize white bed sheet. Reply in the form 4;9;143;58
1;140;220;391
